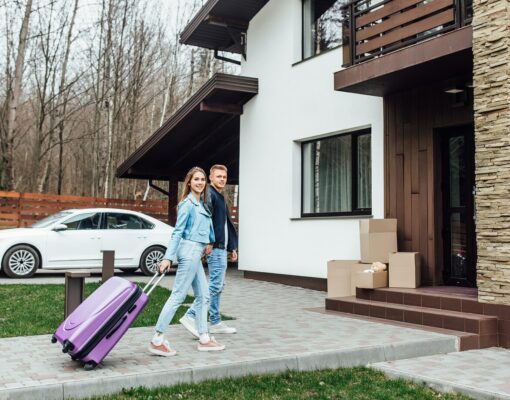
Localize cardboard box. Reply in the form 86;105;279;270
355;270;388;289
360;219;397;234
359;219;398;263
350;262;372;295
327;260;357;297
327;260;371;297
389;252;421;288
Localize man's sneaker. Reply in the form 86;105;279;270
209;322;237;334
179;315;199;338
148;340;176;357
197;336;225;352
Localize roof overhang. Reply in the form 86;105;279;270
180;0;269;54
116;74;258;184
334;26;473;96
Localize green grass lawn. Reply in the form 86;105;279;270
0;282;208;338
89;367;471;400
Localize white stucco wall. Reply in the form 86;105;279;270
238;0;384;278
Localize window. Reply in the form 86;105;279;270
31;211;73;228
105;213;153;229
62;212;101;230
302;0;344;59
302;129;371;216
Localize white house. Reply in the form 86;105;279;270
238;0;383;281
118;0;383;288
118;0;510;349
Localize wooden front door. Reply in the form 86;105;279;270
440;125;476;287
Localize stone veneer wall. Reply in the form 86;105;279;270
473;0;510;303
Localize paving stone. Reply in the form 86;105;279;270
373;348;510;400
0;270;462;399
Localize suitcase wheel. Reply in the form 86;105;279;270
62;340;74;353
83;361;97;371
51;335;57;344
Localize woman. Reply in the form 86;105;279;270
149;167;225;356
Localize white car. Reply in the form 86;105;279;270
0;208;173;278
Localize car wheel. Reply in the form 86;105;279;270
2;245;40;278
140;246;165;276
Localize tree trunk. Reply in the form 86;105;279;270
57;0;79;194
3;0;33;190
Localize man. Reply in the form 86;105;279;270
179;164;238;336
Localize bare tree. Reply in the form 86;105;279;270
1;0;33;190
56;0;79;194
0;0;238;199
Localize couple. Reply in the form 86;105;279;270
149;164;238;356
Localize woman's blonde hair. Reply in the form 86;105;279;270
180;167;208;204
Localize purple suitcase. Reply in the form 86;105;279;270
52;274;164;370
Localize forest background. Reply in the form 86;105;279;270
0;0;237;200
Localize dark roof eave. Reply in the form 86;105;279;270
179;0;269;53
180;0;220;46
116;73;258;180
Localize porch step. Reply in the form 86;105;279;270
325;296;498;350
355;287;480;313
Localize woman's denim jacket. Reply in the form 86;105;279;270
163;192;215;263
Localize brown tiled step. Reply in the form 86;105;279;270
356;287;483;314
325;296;498;345
314;306;482;351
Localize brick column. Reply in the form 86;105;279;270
473;0;510;303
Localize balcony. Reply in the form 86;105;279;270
334;0;473;95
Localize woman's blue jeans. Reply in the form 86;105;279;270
155;239;209;335
185;247;227;325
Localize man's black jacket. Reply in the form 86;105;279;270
205;186;238;251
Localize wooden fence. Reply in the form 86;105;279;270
0;191;239;229
0;191;169;228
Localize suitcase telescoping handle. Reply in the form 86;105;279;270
143;272;166;296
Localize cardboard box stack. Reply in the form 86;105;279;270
326;219;398;296
389;252;421;288
359;219;397;263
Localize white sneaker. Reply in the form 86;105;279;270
209;322;237;334
179;315;199;338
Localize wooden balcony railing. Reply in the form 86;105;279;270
341;0;472;66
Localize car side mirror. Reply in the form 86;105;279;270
53;223;68;232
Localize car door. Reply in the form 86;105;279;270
101;212;148;268
45;211;103;268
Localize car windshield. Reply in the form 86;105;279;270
31;211;74;228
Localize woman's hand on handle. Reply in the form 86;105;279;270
159;259;172;274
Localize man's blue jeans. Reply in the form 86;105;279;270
186;247;227;325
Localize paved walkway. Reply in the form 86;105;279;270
3;269;510;399
374;348;510;400
0;269;458;400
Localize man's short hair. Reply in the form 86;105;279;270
210;164;228;174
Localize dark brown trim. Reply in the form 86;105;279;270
179;0;269;53
334;26;473;95
244;271;327;292
200;101;243;115
116;73;258;179
180;0;220;46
